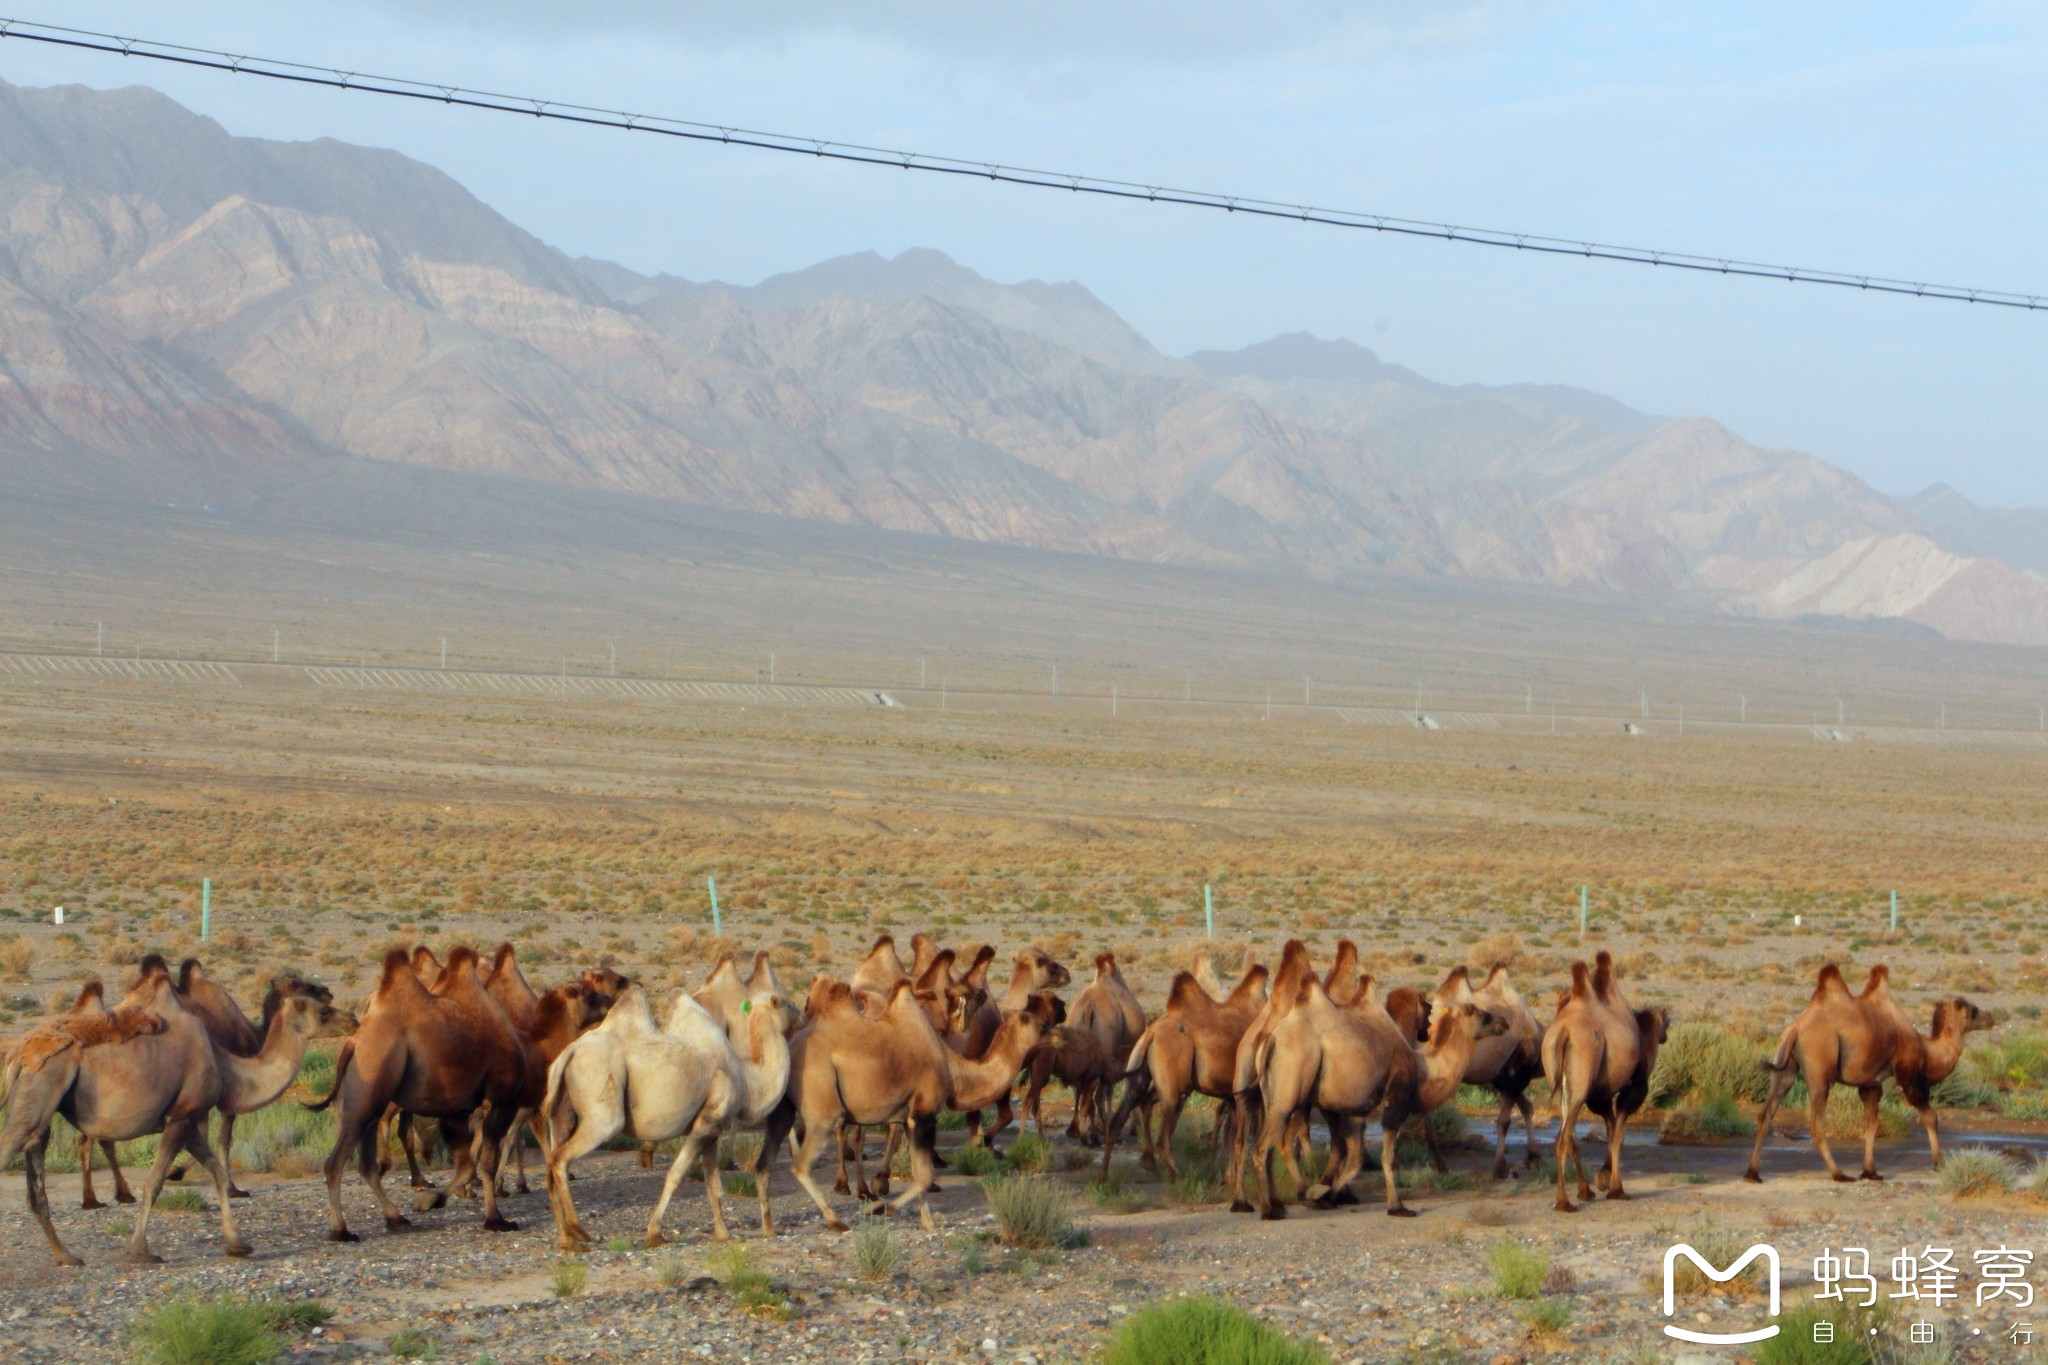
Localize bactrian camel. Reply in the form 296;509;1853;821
1744;963;1989;1184
1102;959;1269;1181
0;956;356;1266
315;946;527;1240
1425;965;1541;1178
1250;976;1507;1217
544;970;790;1249
1542;951;1669;1213
761;977;1054;1232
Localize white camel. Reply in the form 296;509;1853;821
542;976;790;1250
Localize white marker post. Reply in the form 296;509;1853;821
1579;886;1588;937
201;877;211;940
708;876;722;936
1204;884;1214;938
52;905;64;926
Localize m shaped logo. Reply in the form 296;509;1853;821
1662;1242;1782;1345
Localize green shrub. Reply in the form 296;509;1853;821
1999;1092;2048;1122
1165;1169;1220;1206
1003;1132;1055;1174
1822;1088;1913;1140
1660;1091;1758;1141
1488;1239;1549;1299
848;1221;903;1282
387;1328;439;1360
948;1144;1000;1177
131;1294;281;1365
1964;1031;2048;1091
1101;1296;1329;1365
1936;1146;2018;1197
550;1260;588;1298
1650;1023;1768;1106
981;1173;1080;1251
707;1243;789;1318
1523;1298;1571;1334
1929;1072;2001;1110
1754;1305;1875;1364
1664;1221;1766;1299
155;1189;208;1215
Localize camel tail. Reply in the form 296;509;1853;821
1122;1024;1156;1079
302;1038;354;1111
1764;1021;1801;1074
541;1044;578;1151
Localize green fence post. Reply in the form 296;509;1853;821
1890;889;1898;933
201;877;211;941
708;876;722;937
1204;883;1214;939
1579;886;1587;937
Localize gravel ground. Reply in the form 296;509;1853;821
3;1130;2044;1363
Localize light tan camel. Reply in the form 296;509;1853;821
1225;941;1319;1211
315;946;527;1241
849;935;911;996
543;972;790;1249
1102;960;1269;1180
1541;951;1667;1212
0;957;356;1265
1744;963;1989;1183
1251;977;1507;1217
1424;965;1542;1178
760;978;1054;1232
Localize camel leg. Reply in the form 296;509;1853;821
1379;1107;1416;1216
1857;1086;1884;1180
644;1129;719;1246
835;1123;859;1197
181;1122;253;1257
213;1112;250;1198
1153;1092;1186;1183
983;1096;1015;1154
1254;1108;1287;1220
1914;1098;1943;1168
1603;1109;1631;1200
751;1128;777;1237
1554;1096;1581;1213
638;1140;655;1169
1420;1113;1450;1176
1518;1092;1538;1169
882;1115;940;1231
1805;1075;1852;1182
79;1135;102;1210
22;1130;83;1266
542;1102;614;1251
125;1116;195;1265
1743;1065;1796;1182
474;1105;520;1233
1316;1115;1364;1206
788;1111;851;1233
357;1119;413;1233
873;1122;898;1199
1491;1091;1516;1179
1225;1094;1260;1213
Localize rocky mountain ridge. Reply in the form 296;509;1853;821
2;75;2043;645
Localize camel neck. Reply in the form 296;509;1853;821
948;1022;1034;1111
217;1010;310;1115
1417;1025;1478;1113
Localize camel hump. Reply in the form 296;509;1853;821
882;979;920;1013
1569;962;1592;1001
866;933;895;954
915;949;956;991
1591;951;1617;1001
1859;964;1892;998
1165;972;1213;1014
376;947;429;1000
176;958;207;992
135;954;172;985
1812;963;1850;1001
1095;951;1115;978
747;949;774;981
489;942;518;974
1439;963;1470;994
67;979;106;1013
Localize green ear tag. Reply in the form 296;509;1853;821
742;1000;751;1012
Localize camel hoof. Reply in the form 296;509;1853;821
485;1217;520;1233
1260;1205;1287;1221
1555;1201;1576;1214
1490;1165;1509;1181
81;1196;106;1211
646;1232;669;1249
865;1201;890;1219
1831;1173;1855;1184
1329;1187;1361;1206
224;1241;254;1259
128;1251;164;1266
116;1190;137;1204
1741;1171;1762;1184
932;1153;950;1170
824;1216;851;1233
328;1229;360;1243
1860;1171;1885;1182
54;1254;84;1268
1227;1200;1254;1214
833;1180;851;1196
1387;1207;1417;1218
1606;1190;1631;1201
228;1187;252;1200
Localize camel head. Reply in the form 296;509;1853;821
1432;1002;1510;1051
1019;948;1071;991
258;974;335;1029
581;965;630;1004
275;994;358;1041
1024;991;1066;1027
1634;1006;1671;1047
1385;986;1432;1043
1932;997;1992;1041
745;974;798;1036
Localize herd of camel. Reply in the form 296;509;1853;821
0;931;1994;1267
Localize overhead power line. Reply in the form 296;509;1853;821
2;15;2042;313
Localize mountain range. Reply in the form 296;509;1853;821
3;75;2044;646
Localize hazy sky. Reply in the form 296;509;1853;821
6;3;2046;505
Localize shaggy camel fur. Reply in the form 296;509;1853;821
1541;951;1668;1212
1744;963;1990;1183
633;951;796;1171
1424;965;1542;1178
315;946;526;1241
68;964;333;1207
1103;960;1269;1180
1251;978;1507;1217
761;978;1054;1232
544;974;790;1249
0;958;356;1266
